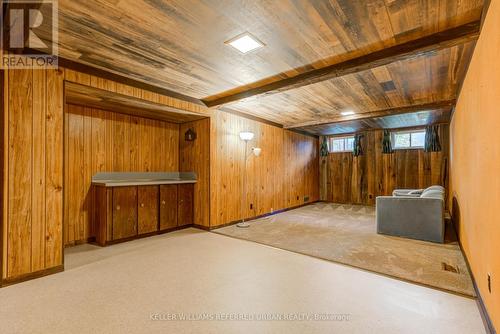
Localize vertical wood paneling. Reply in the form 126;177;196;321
324;126;450;205
2;70;7;280
31;69;46;272
64;105;180;245
129;116;140;172
8;69;33;277
210;112;319;228
180;118;210;227
2;66;205;281
44;69;64;268
2;68;64;279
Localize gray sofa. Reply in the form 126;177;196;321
376;186;445;243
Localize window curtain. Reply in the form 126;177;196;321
382;129;393;154
353;134;363;156
424;125;442;152
320;136;329;157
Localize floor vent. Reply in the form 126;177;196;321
441;262;460;274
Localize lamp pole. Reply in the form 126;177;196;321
238;139;250;228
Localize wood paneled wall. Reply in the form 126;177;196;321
322;125;449;205
2;65;320;282
284;130;319;208
2;68;64;280
64;104;180;245
209;112;319;227
179;118;210;228
1;66;208;283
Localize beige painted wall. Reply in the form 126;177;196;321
450;1;500;329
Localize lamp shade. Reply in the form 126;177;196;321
239;131;254;141
252;147;262;156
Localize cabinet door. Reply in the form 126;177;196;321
178;184;194;226
138;186;159;235
112;186;137;240
94;186;112;246
160;184;177;230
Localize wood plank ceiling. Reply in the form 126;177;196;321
47;0;484;134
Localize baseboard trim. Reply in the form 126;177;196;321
455;227;496;334
0;265;64;288
209;200;321;230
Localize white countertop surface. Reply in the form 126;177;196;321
91;172;197;187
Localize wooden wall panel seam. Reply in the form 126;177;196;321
1;69;6;281
322;126;449;205
64;104;181;245
209;112;319;228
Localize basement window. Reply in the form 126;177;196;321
329;136;354;153
392;129;425;149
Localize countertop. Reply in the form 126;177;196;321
91;172;197;187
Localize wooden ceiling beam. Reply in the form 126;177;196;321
204;21;480;107
284;100;456;129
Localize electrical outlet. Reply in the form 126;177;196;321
296;196;299;200
250;203;253;210
488;274;491;293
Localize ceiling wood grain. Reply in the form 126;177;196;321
297;109;452;136
286;100;456;129
65;82;207;123
225;42;475;127
33;0;485;127
43;0;483;99
204;22;480;107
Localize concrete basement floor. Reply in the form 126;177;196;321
0;229;486;334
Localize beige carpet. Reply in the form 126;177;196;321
214;203;475;297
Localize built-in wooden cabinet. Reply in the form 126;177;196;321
94;182;194;246
112;187;138;240
138;186;159;235
178;184;194;226
160;185;178;230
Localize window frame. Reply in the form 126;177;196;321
391;129;426;150
328;135;355;153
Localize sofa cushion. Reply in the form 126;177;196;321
408;189;423;195
423;185;445;193
420;190;444;200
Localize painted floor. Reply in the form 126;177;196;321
0;228;486;334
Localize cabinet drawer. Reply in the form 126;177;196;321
112;186;138;240
160;184;178;230
138;186;159;235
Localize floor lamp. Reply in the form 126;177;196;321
238;131;262;228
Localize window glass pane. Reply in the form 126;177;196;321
411;131;425;147
394;133;410;148
345;137;354;151
331;138;344;152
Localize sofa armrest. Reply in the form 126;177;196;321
392;189;423;197
376;196;444;243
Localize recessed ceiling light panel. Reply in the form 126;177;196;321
226;33;264;54
341;110;355;116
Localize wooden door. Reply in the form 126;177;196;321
112;186;137;240
138;186;159;235
160;184;177;230
178;184;194;226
